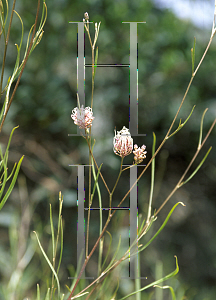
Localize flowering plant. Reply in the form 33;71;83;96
32;7;216;300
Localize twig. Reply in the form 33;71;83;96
0;0;41;133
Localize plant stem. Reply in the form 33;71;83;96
111;156;124;195
86;20;95;257
0;0;16;97
69;14;216;300
0;0;41;133
67;214;112;299
154;117;216;217
85;135;110;194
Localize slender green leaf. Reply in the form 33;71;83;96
31;2;47;51
198;108;208;148
13;10;24;64
65;285;72;294
44;288;50;300
0;148;8;202
33;231;61;298
101;231;112;270
91;163;102;204
167;106;195;139
0;99;6;123
0;0;8;41
104;234;121;272
4;12;23;113
4;126;19;160
50;204;55;259
154;285;176;300
0;161;17;185
147;132;156;222
110;278;119;300
0;155;24;210
36;283;40;300
139;215;156;241
70;292;89;299
179;147;212;187
139;202;185;253
56;217;64;275
10;2;47;83
56;193;63;274
119;256;179;300
138;217;145;236
93;46;99;80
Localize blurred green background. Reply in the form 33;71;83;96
0;0;216;299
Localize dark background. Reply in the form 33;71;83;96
0;0;216;299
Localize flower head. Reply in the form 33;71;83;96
113;126;133;157
71;105;94;129
83;12;89;22
133;144;147;164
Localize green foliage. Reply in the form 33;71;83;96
0;1;47;298
0;0;47;209
34;192;63;299
119;256;179;300
0;1;216;299
0;0;47;130
0;126;24;210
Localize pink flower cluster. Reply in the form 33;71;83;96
71;105;94;129
113;126;133;157
113;126;147;164
133;144;147;164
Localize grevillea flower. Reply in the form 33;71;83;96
71;105;94;129
133;144;147;164
113;126;133;157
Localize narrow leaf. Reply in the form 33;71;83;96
56;217;64;275
119;256;179;300
0;162;17;185
154;285;176;300
147;132;156;222
180;147;212;187
139;202;185;252
45;288;50;300
93;46;99;80
4;126;19;160
101;231;112;270
37;283;40;300
91;163;102;204
70;292;89;299
0;155;24;210
167;106;195;139
198;108;208;149
33;231;61;298
138;217;145;237
104;234;121;272
50;204;55;259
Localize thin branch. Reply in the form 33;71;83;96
0;0;41;133
0;0;16;97
155;118;216;217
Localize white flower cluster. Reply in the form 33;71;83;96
71;105;94;129
113;126;147;164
